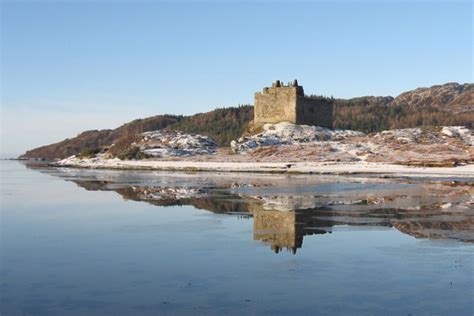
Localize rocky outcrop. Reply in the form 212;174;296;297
231;122;364;153
138;130;218;157
230;123;473;166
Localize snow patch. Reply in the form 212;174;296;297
231;122;365;153
441;126;473;146
139;130;218;157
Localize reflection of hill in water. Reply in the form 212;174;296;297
25;164;474;253
76;180;256;214
71;177;473;253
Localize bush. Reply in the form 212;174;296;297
116;146;146;160
77;148;101;159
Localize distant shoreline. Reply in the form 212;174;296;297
50;158;474;178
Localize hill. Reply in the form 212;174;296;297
20;82;473;160
20;115;183;160
391;82;473;113
20;107;253;160
332;82;473;132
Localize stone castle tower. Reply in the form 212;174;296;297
254;80;332;128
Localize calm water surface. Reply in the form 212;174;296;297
1;160;473;315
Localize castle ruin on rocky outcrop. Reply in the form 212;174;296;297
254;80;333;128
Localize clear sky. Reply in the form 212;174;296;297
1;0;472;156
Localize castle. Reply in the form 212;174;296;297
254;80;332;128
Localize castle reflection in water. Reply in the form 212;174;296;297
253;209;335;254
27;164;474;253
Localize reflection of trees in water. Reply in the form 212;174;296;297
67;178;474;253
74;180;258;214
24;161;473;253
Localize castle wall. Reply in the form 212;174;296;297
254;86;298;126
296;97;333;128
254;81;333;128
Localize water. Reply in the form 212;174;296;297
1;160;473;315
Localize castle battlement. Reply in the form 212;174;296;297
254;80;332;128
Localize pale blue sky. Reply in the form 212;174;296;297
1;0;472;155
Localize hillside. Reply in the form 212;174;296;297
20;82;473;160
332;82;473;132
20;107;253;160
166;105;253;146
391;82;473;113
20;115;183;160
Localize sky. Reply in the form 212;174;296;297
1;0;472;156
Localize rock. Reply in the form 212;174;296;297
231;122;365;154
228;123;472;165
139;130;218;157
441;126;473;146
230;140;238;153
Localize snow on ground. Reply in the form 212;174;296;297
55;123;472;173
139;130;218;157
230;123;473;166
53;157;474;178
441;126;473;146
373;126;473;146
231;122;364;153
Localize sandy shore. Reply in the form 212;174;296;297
53;158;474;178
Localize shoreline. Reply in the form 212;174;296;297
51;159;474;178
